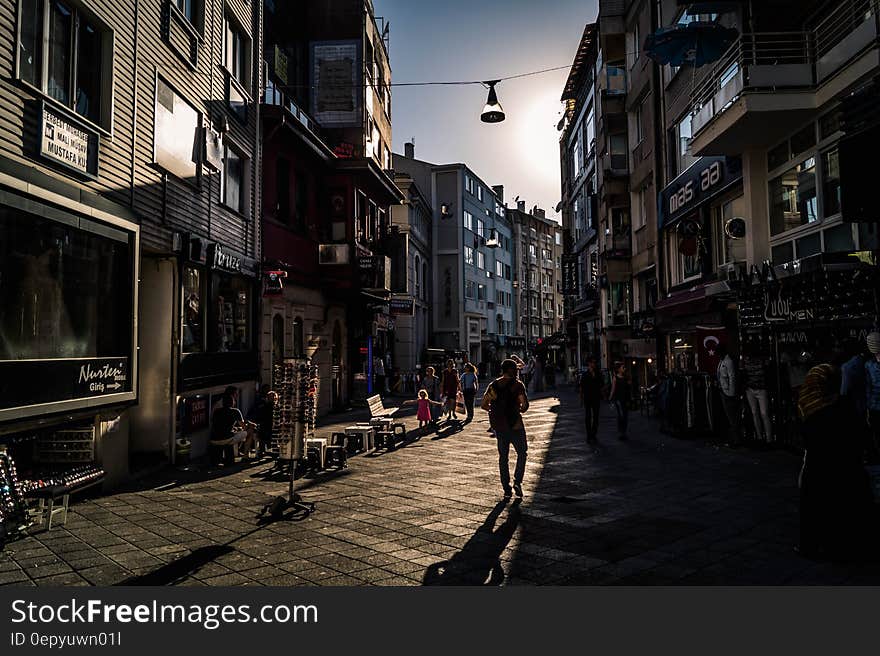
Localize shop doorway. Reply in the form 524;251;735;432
272;313;284;366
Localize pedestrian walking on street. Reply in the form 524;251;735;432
742;354;773;444
580;357;603;443
866;331;880;459
609;362;630;439
442;359;461;421
481;359;530;499
460;362;480;422
716;344;743;447
797;363;874;561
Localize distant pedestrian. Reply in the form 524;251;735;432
460;363;480;422
481;359;530;499
248;389;277;458
609;362;630;439
580;357;603;443
716;344;742;447
441;359;461;421
422;366;441;423
403;389;444;434
866;331;880;458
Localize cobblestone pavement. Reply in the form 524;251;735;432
2;386;879;586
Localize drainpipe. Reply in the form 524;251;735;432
652;0;668;369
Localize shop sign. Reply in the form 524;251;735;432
263;270;287;296
562;255;578;295
209;244;243;273
182;395;210;434
39;102;99;178
390;297;414;316
0;357;129;410
763;289;815;323
659;156;742;229
311;41;361;126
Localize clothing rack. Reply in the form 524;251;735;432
663;372;715;437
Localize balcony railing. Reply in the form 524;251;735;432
263;73;321;136
691;0;879;137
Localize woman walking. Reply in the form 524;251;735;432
460;363;481;422
441;359;461;421
609;362;630;439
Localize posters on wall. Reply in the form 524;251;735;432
311;41;361;126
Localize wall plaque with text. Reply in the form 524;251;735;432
39;102;99;178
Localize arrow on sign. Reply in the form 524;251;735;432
107;383;122;391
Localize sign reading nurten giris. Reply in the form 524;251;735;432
39;102;99;178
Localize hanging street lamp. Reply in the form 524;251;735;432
481;81;506;123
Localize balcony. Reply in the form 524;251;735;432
690;1;880;155
263;74;322;137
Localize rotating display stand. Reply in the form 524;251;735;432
262;359;319;517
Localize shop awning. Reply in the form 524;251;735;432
654;287;710;318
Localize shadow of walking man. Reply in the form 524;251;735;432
422;499;521;585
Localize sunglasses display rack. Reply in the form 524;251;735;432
271;359;320;462
0;447;27;547
35;427;96;464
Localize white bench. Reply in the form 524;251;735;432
367;394;399;420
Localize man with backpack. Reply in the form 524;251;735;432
481;359;530;499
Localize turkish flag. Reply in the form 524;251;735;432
696;327;729;374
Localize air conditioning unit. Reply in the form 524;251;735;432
319;243;351;265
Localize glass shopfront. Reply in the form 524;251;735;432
0;194;137;416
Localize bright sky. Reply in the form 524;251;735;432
373;0;599;222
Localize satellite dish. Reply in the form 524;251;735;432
725;217;747;239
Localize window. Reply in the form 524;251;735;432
477;284;486;301
769;157;817;237
528;244;537;258
221;142;246;213
796;232;821;259
771;242;794;266
610;133;627;170
477;186;484;202
607;282;631;326
422;262;428;300
154;77;201;184
504;264;511;280
824;223;854;252
209;273;251;352
822;148;841;217
496;261;503;277
465;280;476;299
477;251;485;270
176;0;195;23
18;0;110;126
673;113;695;175
414;255;421;298
555;232;562;246
464;211;473;231
183;266;203;352
627;21;640;70
476;219;484;238
465;246;474;266
292;317;304;358
224;15;250;88
632;185;648;229
465;174;475;194
585;106;596;153
0;205;133;362
572;137;582;177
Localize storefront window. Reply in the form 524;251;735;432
209;273;251;352
182;266;203;353
796;232;821;259
821;148;841;217
769;157;817;236
0;206;132;361
824;223;854;253
771;242;794;266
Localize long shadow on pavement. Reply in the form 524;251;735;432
422;500;521;585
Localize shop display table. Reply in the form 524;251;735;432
344;424;375;452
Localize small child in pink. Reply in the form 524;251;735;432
404;389;442;432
